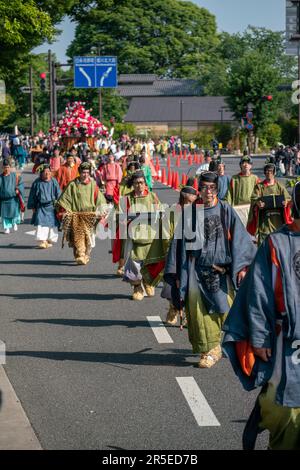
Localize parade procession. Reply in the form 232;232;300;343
0;0;300;457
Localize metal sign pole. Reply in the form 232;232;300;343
29;65;34;136
48;50;53;126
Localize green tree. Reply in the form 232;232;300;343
67;0;219;79
226;51;281;137
0;95;16;126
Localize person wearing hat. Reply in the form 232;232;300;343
55;153;80;191
0;159;25;234
170;171;256;368
247;163;292;246
225;155;260;226
116;171;162;300
222;182;300;450
56;162;107;265
27;164;61;248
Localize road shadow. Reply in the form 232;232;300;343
6;350;191;367
0;244;36;250
0;259;76;266
0;273;117;280
0;293;132;301
15;318;150;328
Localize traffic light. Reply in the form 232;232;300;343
40;72;46;92
262;95;273;101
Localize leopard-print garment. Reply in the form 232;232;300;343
62;211;101;252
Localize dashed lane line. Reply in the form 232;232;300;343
176;377;220;427
146;316;174;344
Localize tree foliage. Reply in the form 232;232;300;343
67;0;219;78
226;50;283;136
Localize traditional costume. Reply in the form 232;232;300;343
100;158;123;201
55;161;79;191
56;163;107;265
222;183;300;449
0;161;25;233
247;166;292;245
27;165;61;247
167;172;256;367
115;171;162;300
225;156;259;226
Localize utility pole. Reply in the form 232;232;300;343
180;100;183;142
98;46;102;121
48;50;53;126
51;61;57;126
29;65;34;136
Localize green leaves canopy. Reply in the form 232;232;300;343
67;0;219;78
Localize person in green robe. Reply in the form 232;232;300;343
247;163;292;246
121;171;162;300
56;162;107;265
225;156;260;226
139;156;153;191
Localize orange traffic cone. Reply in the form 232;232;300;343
161;167;167;184
188;155;193;166
181;173;187;186
179;150;183;158
174;172;180;190
183;150;187;160
172;149;176;157
167;155;171;168
193;177;198;191
176;155;180;167
167;170;172;187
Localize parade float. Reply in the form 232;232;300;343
49;101;109;151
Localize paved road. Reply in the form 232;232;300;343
0;157;271;450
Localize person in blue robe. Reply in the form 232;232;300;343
222;181;300;450
27;164;61;249
217;160;231;200
0;159;24;234
166;171;256;368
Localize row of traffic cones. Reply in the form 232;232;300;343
159;168;198;192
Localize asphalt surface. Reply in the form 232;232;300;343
0;156;275;450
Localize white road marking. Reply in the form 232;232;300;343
79;67;92;86
176;377;220;426
146;316;174;344
25;230;36;236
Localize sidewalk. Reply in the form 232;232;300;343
0;366;42;450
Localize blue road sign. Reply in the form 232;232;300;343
245;123;254;131
74;56;117;88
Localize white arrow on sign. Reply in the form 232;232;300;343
100;67;112;86
79;67;92;87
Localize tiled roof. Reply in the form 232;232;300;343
124;96;234;123
118;79;203;97
118;74;157;83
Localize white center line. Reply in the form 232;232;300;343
146;316;174;344
176;377;220;427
